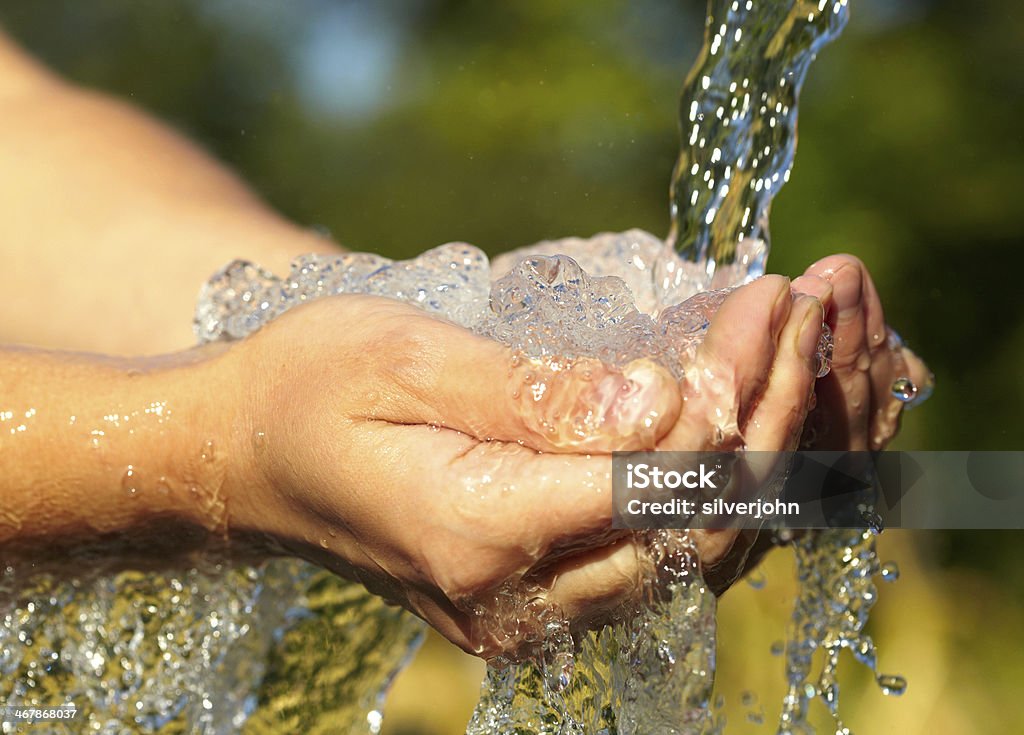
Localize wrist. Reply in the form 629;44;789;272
127;345;244;535
0;345;245;560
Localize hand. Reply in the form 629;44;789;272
659;275;826;591
791;254;933;451
214;275;821;657
721;257;934;592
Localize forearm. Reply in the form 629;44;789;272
0;31;338;355
0;345;241;552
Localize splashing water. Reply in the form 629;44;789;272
0;557;424;734
778;529;895;735
0;0;920;733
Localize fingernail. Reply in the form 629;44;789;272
770;277;792;339
793;277;834;313
797;297;824;363
829;263;862;322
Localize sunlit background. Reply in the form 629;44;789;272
2;0;1022;732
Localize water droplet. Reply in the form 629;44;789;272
122;465;138;496
770;640;785;656
876;674;907;696
880;562;900;582
862;510;884;534
741;690;757;706
200;440;216;462
890;377;918;403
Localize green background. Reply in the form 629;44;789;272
2;0;1022;731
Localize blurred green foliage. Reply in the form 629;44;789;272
2;0;1022;731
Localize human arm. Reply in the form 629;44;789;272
0;29;335;355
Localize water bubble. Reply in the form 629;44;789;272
890;377;918;403
544;651;575;693
876;674;907;696
815;323;834;378
880;562;900;582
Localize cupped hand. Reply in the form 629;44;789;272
792;254;933;451
219;277;822;657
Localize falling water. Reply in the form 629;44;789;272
663;0;849;289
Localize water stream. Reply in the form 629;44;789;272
1;1;920;733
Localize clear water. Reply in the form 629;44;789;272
664;0;850;289
0;0;918;732
0;557;423;734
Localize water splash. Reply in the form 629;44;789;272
467;532;719;735
778;529;885;735
0;557;423;734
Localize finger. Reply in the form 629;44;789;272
791;273;834;310
803;255;875;449
743;296;823;451
402;586;498;657
660;275;792;449
366;305;681;452
539;537;643;631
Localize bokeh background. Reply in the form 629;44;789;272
2;0;1022;732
